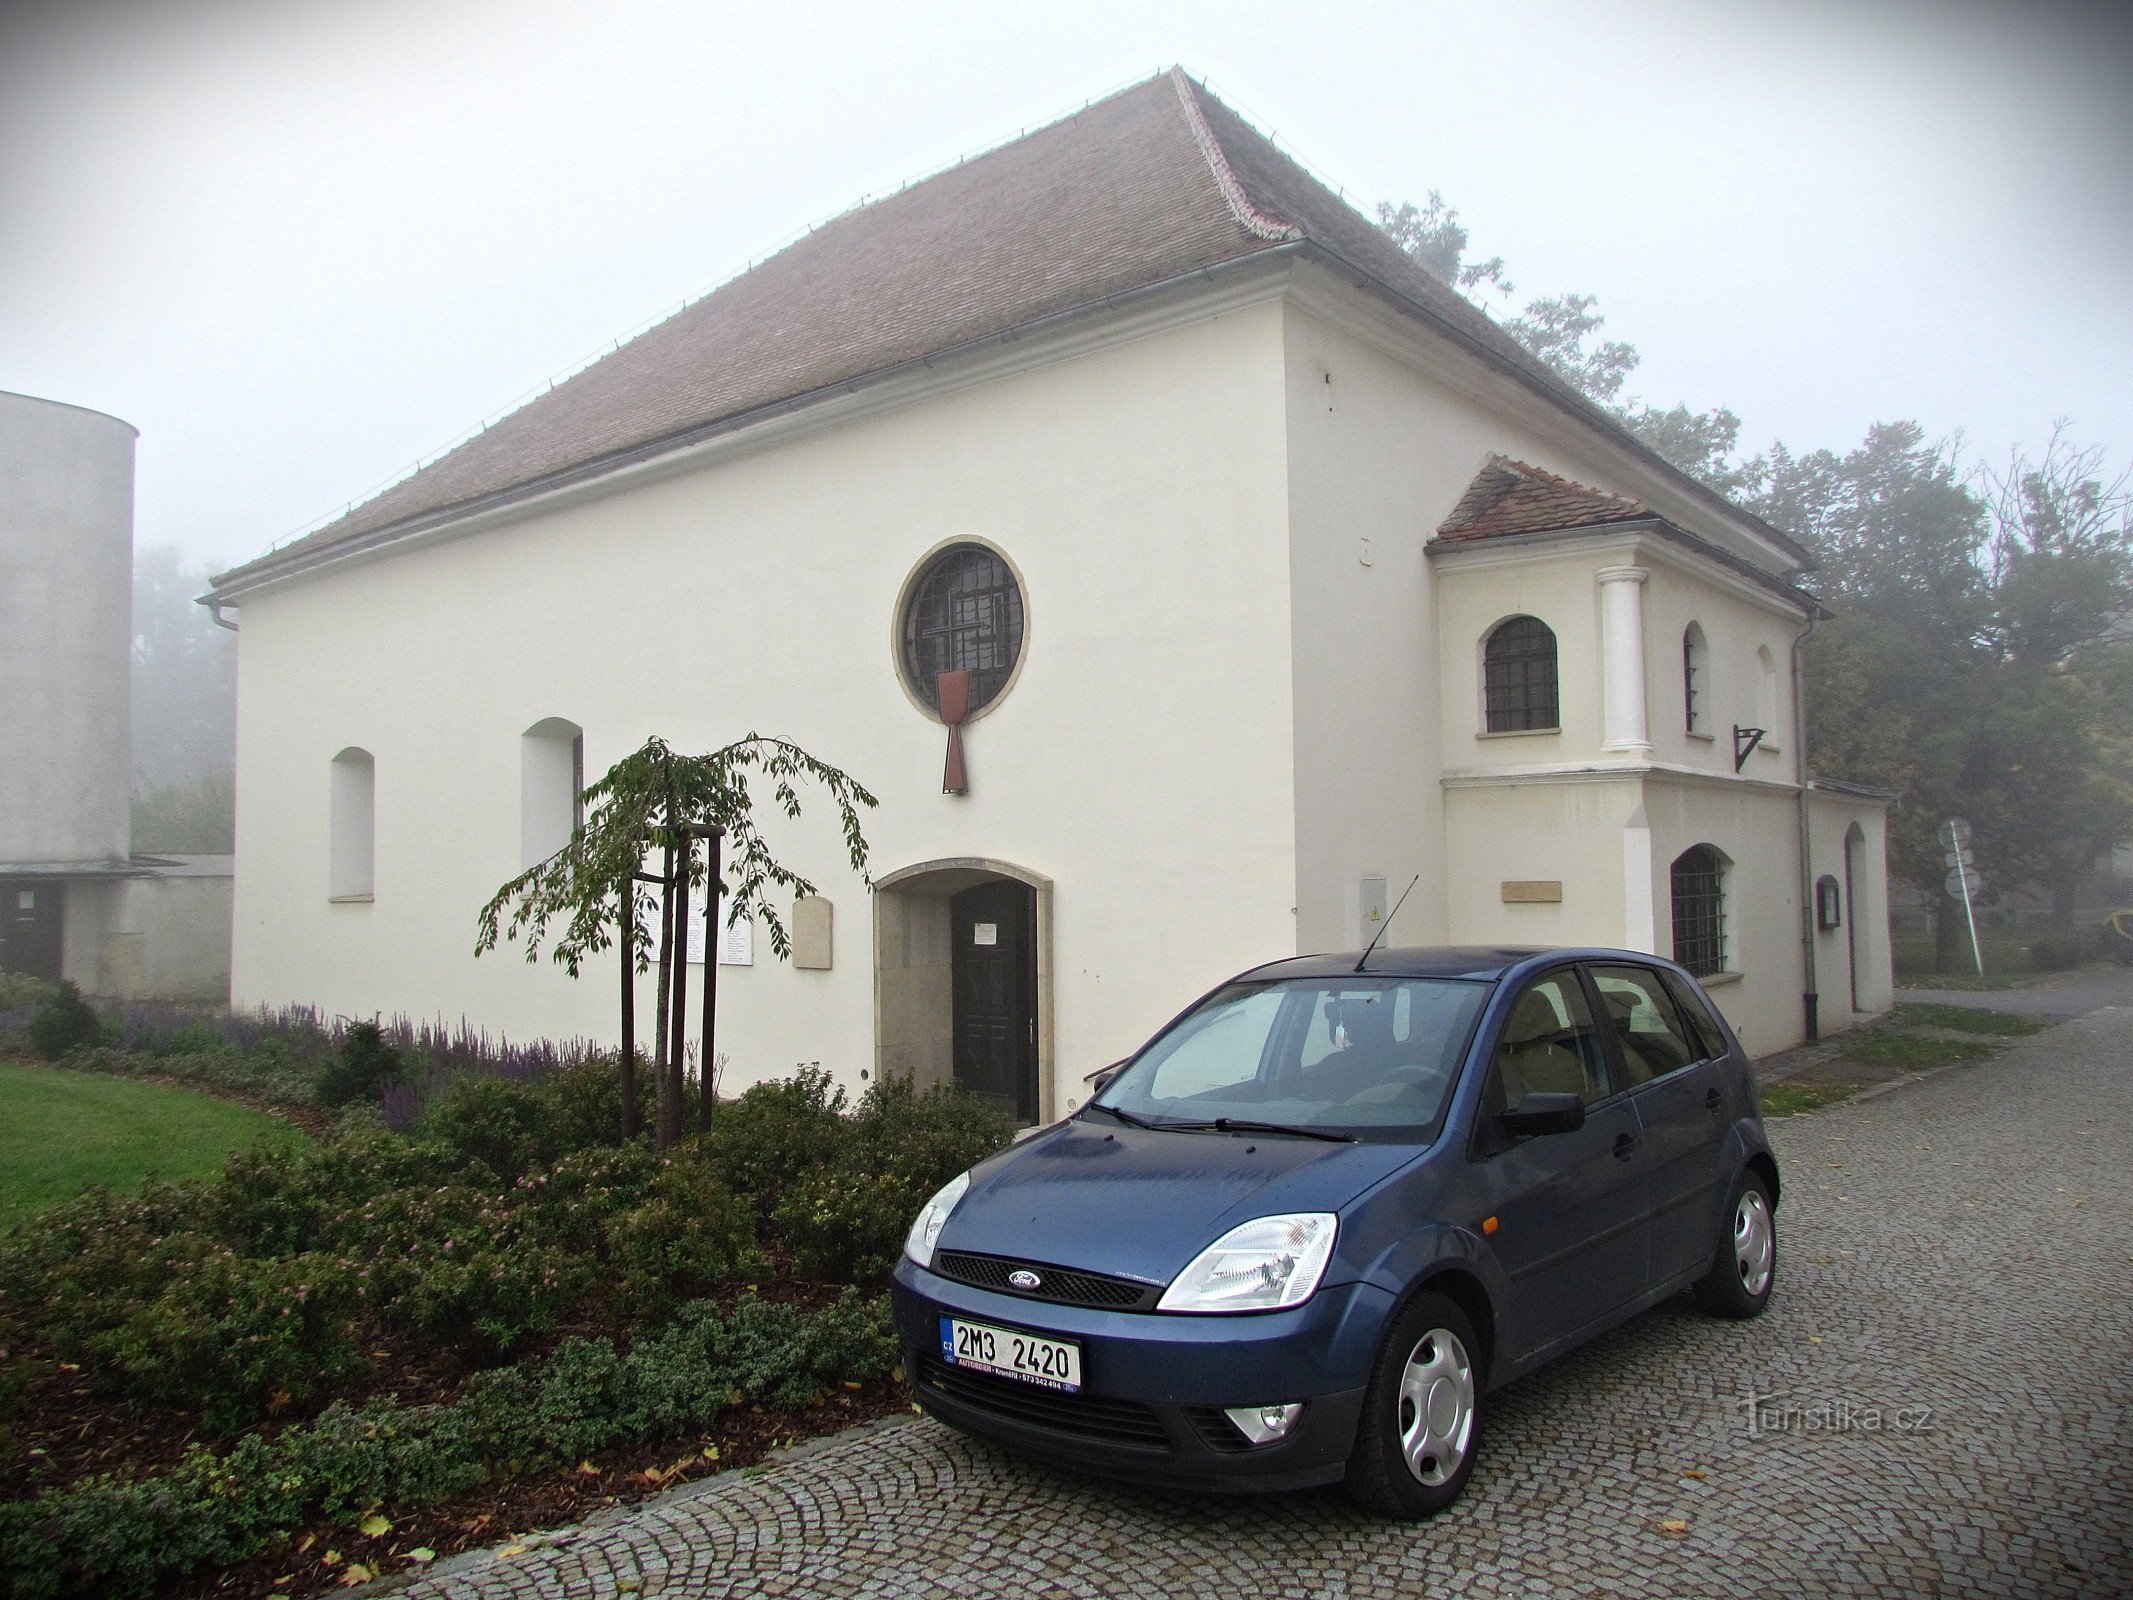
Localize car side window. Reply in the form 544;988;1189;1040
1661;970;1729;1061
1486;970;1612;1112
1590;965;1700;1087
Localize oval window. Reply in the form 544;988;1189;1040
899;543;1025;716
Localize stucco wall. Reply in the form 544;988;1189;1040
1808;793;1895;1020
1279;292;1704;955
231;298;1297;1115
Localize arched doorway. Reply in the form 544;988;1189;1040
873;859;1051;1125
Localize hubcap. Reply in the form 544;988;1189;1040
1396;1328;1475;1486
1734;1189;1775;1296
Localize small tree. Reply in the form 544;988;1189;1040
477;734;876;1145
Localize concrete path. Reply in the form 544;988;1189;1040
407;1006;2133;1599
1898;960;2133;1018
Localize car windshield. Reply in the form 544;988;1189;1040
1089;976;1490;1142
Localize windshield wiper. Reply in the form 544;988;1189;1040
1083;1102;1159;1131
1158;1117;1358;1144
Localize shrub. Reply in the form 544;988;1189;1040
0;1292;898;1600
313;1020;405;1109
702;1066;853;1212
771;1078;1011;1282
26;982;101;1060
422;1060;623;1179
604;1155;757;1314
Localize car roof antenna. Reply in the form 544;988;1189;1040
1355;874;1422;973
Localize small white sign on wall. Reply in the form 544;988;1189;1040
718;900;753;966
973;922;998;946
642;885;751;967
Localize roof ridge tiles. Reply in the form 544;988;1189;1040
1166;69;1301;243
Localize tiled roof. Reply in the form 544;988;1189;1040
1435;455;1649;540
213;71;1793;593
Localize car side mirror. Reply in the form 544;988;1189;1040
1499;1092;1586;1137
1083;1058;1127;1091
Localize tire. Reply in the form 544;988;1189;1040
1693;1169;1777;1319
1344;1290;1485;1519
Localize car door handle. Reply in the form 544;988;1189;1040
1613;1131;1638;1160
1704;1087;1724;1111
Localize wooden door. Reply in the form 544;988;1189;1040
950;879;1036;1123
1;883;64;981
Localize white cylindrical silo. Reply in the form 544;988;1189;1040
0;391;138;867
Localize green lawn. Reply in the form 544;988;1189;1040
0;1060;307;1230
1892;1002;2050;1037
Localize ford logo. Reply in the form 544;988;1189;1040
1008;1269;1043;1292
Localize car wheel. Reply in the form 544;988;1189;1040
1344;1290;1484;1519
1693;1169;1776;1319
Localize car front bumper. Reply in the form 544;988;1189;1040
891;1259;1391;1492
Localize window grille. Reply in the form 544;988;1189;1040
902;545;1025;714
1483;615;1559;732
1671;845;1727;977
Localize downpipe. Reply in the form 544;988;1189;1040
1792;608;1821;1043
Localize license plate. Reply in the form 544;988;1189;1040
939;1316;1082;1392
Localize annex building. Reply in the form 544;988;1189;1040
206;71;1893;1121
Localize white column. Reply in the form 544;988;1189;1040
1596;566;1651;757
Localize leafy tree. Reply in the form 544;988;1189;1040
132;773;235;853
477;734;876;1143
1374;195;1510;296
1375;195;1743;492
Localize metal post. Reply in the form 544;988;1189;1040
668;827;691;1139
1957;865;1985;978
698;825;725;1134
618;876;637;1139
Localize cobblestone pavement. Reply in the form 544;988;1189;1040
407;1008;2132;1600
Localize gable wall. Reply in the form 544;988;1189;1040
229;297;1298;1110
1278;290;1682;956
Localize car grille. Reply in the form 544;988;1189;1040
932;1250;1162;1311
917;1355;1171;1452
1182;1405;1254;1453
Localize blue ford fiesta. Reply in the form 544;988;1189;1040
891;946;1780;1518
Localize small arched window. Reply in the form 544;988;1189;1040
1756;644;1779;735
329;747;375;901
518;721;584;870
1683;623;1709;734
521;718;584;869
1670;844;1728;977
1482;615;1559;733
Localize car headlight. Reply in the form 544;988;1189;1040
1157;1213;1338;1313
903;1171;970;1270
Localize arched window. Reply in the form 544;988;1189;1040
899;543;1025;715
1756;644;1779;735
521;719;584;869
1670;845;1728;976
1682;623;1709;734
329;747;375;900
1482;615;1559;733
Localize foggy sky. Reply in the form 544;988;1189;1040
2;0;2127;572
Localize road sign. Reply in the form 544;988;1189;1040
1945;866;1984;898
1939;818;1972;849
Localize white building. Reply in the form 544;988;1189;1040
206;72;1891;1119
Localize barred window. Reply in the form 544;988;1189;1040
1483;615;1559;733
1670;845;1728;977
901;544;1025;715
